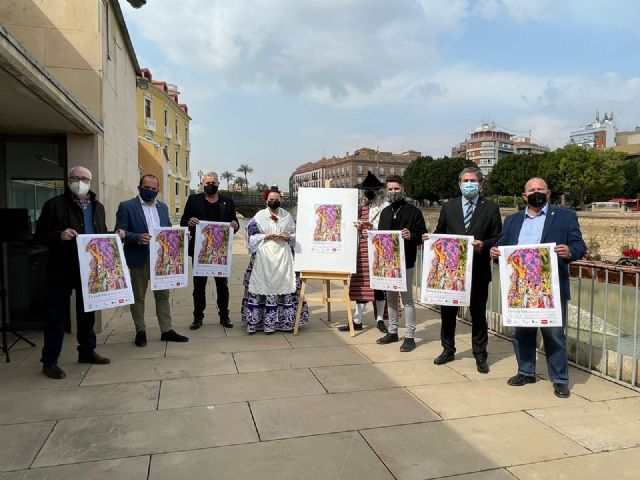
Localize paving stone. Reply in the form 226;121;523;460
234;345;369;373
0;364;88;391
312;359;468;393
507;446;640;480
0;381;159;424
409;377;589;419
159;369;325;409
0;422;54;472
528;396;640;452
32;404;258;467
362;412;588;480
80;353;236;386
444;352;517;380
354;339;444;363
251;388;439;440
0;456;149;480
538;366;640;402
165;334;290;356
149;431;393;480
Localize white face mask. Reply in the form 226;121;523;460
68;181;90;197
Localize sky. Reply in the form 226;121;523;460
121;0;640;191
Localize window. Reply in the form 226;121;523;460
390;167;395;175
144;98;152;118
378;167;384;175
357;166;363;174
185;185;189;197
185;154;189;173
175;151;179;171
175;117;179;135
175;182;179;195
164;109;169;127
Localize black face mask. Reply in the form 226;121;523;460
267;200;281;210
526;191;547;208
364;190;376;200
204;184;218;195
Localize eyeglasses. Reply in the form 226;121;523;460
69;176;91;183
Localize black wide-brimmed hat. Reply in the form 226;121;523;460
355;171;385;189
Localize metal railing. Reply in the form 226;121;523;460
414;248;640;389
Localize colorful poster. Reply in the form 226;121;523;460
293;188;358;273
76;234;134;312
367;230;407;291
150;227;189;290
193;221;234;277
498;243;562;327
311;204;342;252
420;234;474;306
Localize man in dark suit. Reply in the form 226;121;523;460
180;171;239;330
115;174;189;347
490;177;586;398
430;167;502;374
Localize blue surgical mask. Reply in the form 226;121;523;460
460;182;479;198
138;186;158;202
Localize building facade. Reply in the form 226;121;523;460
569;112;617;148
290;148;420;198
452;122;549;175
137;68;191;219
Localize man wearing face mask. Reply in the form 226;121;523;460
376;175;427;352
35;166;110;379
180;171;239;330
428;167;502;373
490;177;586;398
115;174;189;346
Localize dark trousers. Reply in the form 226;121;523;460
41;282;96;365
440;279;489;359
373;289;385;301
193;276;229;320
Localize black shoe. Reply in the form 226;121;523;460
376;332;399;344
376;320;388;333
475;358;489;374
338;323;362;331
161;330;189;342
507;374;536;386
134;331;147;347
78;351;111;364
553;383;570;398
220;317;233;328
433;350;455;365
400;338;416;352
42;363;66;379
190;318;203;330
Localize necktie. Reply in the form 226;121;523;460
464;201;475;230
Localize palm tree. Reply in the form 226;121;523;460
234;177;248;191
220;171;235;191
237;164;254;193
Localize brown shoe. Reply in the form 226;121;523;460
42;364;67;379
78;351;111;364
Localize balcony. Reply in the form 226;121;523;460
185;140;191;151
175;133;183;145
164;126;173;139
144;117;156;133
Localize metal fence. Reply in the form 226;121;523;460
414;248;640;390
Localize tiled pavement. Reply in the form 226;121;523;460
1;236;640;479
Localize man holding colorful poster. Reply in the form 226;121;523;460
429;167;502;374
116;174;189;347
491;177;586;398
375;175;427;352
180;171;239;330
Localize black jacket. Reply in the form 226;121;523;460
34;189;107;286
378;200;428;269
180;193;239;256
434;196;502;284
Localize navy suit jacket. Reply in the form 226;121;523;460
115;196;172;267
434;195;502;285
496;205;586;302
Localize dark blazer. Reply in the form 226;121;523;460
434;196;502;284
115;197;172;268
496;205;586;302
179;193;239;257
35;188;107;286
378;200;428;269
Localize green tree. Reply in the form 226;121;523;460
220;171;235;190
234;176;248;191
255;182;268;193
404;156;475;201
403;156;433;200
621;157;640;198
237;164;254;192
485;153;547;197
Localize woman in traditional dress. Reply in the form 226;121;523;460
241;186;309;334
338;171;389;333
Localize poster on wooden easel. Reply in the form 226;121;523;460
293;187;358;273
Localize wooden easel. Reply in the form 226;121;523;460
293;271;354;336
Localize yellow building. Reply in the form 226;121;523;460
137;68;191;220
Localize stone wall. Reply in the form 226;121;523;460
420;207;640;260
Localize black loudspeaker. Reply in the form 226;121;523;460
0;208;36;362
